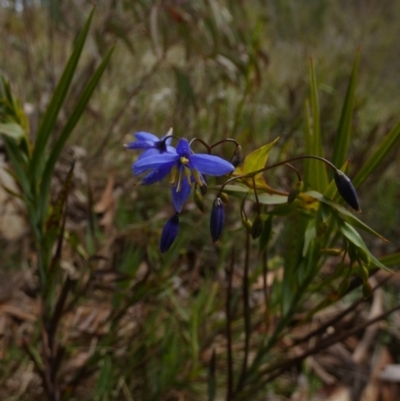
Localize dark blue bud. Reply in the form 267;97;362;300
210;198;225;243
334;170;361;212
231;145;243;167
160;214;179;253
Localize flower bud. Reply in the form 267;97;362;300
287;181;303;204
242;218;253;232
362;281;372;299
334;170;360;212
251;215;264;239
210;198;225;243
219;191;229;204
160;214;179;253
337;277;350;297
231;145;243;167
321;248;343;256
357;264;369;282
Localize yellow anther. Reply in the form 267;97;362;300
169;166;178;185
192;169;203;187
180;156;189;165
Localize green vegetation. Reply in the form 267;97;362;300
0;1;399;400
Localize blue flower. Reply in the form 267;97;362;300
124;130;176;159
133;138;235;212
160;214;179;253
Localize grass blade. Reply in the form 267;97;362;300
331;50;360;169
38;46;114;223
303;59;328;192
30;9;95;184
353;119;400;188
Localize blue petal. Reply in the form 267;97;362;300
176;138;191;156
190;154;234;176
172;174;192;213
160;214;179;253
125;140;154;150
166;145;177;154
138;148;160;160
134;131;159;142
140;161;176;185
133;153;178;175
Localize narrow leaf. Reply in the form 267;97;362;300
306;190;387;242
304;59;328;192
339;221;389;270
38;46;114;223
353;119;400;188
30;9;95;183
331;50;360;169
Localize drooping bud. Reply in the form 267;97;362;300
231;145;243;167
320;248;343;256
251;215;264;239
287;181;304;204
334;170;361;212
210;198;225;243
200;184;208;196
160;214;179;253
219;191;229;204
337;277;350;297
362;281;372;299
242;218;253;232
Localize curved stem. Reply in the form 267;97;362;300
210;138;241;150
189;137;211;153
284;163;302;182
218;154;338;197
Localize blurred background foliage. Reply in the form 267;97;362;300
1;0;399;242
0;0;400;400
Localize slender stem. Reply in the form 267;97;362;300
284;163;302;182
190;137;211;153
251;176;260;214
219;154;337;196
262;248;269;333
210;138;241;150
225;250;234;401
237;231;251;391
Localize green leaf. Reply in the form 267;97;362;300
280;213;307;316
37;46;114;224
331;50;360;169
339;221;389;271
302;218;316;257
236;137;280;175
0;122;25;141
222;184;288;204
30;8;95;184
303;59;328;192
353;119;400;188
306;190;387;242
233;137;281;192
378;252;400;267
